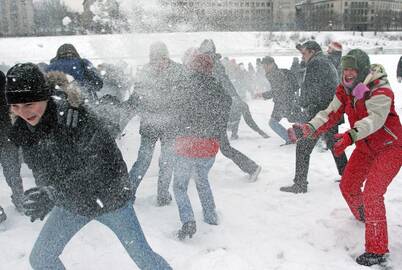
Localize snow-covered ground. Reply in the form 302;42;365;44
0;32;401;270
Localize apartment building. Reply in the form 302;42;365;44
273;0;298;30
161;0;275;30
0;0;34;36
296;0;402;31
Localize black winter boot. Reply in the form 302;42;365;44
0;207;7;223
280;183;307;194
177;221;196;240
356;252;387;266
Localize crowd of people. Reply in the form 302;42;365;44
0;38;401;269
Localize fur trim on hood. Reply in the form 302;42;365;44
46;71;82;108
364;63;391;91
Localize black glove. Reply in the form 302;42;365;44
23;186;56;222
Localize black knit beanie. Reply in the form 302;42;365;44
5;63;51;104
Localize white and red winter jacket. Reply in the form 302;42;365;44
309;64;401;153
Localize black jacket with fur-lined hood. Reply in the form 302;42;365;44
9;94;132;218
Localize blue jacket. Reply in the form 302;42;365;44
46;58;103;95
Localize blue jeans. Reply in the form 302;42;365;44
29;203;172;270
269;117;289;143
173;156;216;224
129;135;174;198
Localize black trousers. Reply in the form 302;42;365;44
228;99;266;136
219;131;259;175
294;125;348;186
0;141;23;195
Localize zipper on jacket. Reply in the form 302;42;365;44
383;126;398;140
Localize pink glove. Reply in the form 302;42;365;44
352;83;370;100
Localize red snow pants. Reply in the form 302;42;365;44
339;145;402;254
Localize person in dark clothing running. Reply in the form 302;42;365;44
257;56;300;145
127;42;188;206
6;63;171;270
198;39;262;181
0;70;24;216
281;41;348;193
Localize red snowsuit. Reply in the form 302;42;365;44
309;67;402;254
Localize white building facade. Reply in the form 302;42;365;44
0;0;34;36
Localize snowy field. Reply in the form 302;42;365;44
0;32;401;269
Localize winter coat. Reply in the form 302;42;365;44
397;56;402;78
9;96;132;218
262;65;298;113
175;72;232;158
133;59;189;138
46;58;103;100
299;51;339;121
309;64;401;154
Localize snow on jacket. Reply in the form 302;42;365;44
9;95;132;218
262;65;297;112
46;58;103;99
133;59;189;138
175;72;232;158
299;51;339;120
210;53;240;98
309;64;401;153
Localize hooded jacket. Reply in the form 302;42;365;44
46;44;103;99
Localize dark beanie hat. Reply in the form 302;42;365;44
341;49;370;83
5;63;51;104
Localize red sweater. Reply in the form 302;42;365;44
175;136;220;158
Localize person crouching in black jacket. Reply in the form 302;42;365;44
5;63;171;270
